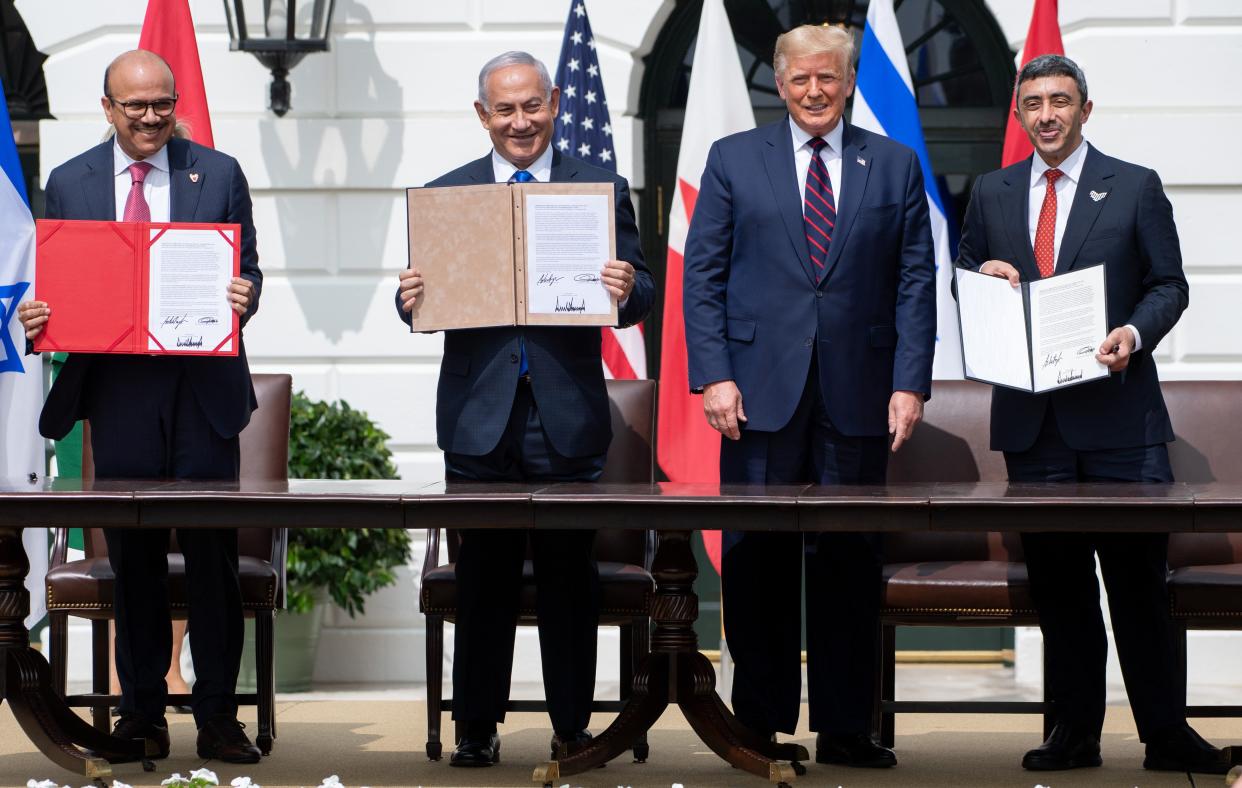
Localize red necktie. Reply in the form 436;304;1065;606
1033;168;1063;278
123;161;154;222
803;137;836;281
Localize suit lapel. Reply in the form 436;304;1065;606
168;138;203;222
1001;158;1040;280
549;150;581;184
464;151;497;184
822;123;870;282
1056;145;1114;272
81;142;115;220
761;120;817;286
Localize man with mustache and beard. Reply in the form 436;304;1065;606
18;49;262;764
956;54;1229;775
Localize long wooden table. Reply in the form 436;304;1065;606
1;479;1238;784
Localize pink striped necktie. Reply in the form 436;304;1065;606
123;161;154;222
803;136;836;281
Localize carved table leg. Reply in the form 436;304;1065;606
535;529;796;784
0;526;149;778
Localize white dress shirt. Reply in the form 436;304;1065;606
113;140;170;222
491;144;553;184
1027;139;1142;350
1027;138;1087;268
790;116;845;213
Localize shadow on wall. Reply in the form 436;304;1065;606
258;2;404;343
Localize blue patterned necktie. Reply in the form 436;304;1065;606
803;137;836;281
509;169;534;374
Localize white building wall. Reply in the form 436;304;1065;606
19;0;1242;686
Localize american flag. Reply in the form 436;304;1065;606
554;0;647;380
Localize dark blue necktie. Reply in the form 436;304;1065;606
803;137;836;281
509;169;534;375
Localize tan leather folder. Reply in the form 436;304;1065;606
405;181;618;331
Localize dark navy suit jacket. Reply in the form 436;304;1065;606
683;119;936;437
956;144;1188;453
397;150;654;458
38;137;261;441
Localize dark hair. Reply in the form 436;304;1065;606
103;50;176;97
1017;54;1088;104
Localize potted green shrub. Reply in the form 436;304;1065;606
241;392;410;692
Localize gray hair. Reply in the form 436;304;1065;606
1017;54;1089;105
774;24;855;80
477;51;553;110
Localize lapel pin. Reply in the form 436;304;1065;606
189;172;200;183
1089;190;1106;202
857;155;867;167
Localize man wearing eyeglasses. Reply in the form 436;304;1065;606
19;49;262;764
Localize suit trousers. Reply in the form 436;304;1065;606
444;379;606;734
85;355;244;728
719;359;888;735
1006;405;1184;741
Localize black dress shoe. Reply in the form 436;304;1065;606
1144;723;1231;774
1021;723;1102;770
450;733;500;767
92;714;171;763
815;732;896;768
196;714;261;764
550;729;593;759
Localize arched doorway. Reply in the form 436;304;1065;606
639;0;1015;375
1;0;51;214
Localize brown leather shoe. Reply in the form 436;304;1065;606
196;714;261;764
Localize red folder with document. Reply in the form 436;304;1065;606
34;219;242;356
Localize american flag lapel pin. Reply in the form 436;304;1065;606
189;172;200;183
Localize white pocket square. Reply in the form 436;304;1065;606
1090;190;1107;202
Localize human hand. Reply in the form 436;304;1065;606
1095;325;1136;372
979;260;1021;287
889;390;924;452
601;260;635;301
17;300;49;340
703;379;746;441
398;267;424;313
227;278;253;316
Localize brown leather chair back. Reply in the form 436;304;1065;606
446;378;656;567
1163;381;1242;568
82;374;293;564
884;380;1023;562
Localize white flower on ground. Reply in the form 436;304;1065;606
316;777;343;788
26;780;62;788
230;779;259;788
189;769;219;786
111;782;133;788
160;775;190;787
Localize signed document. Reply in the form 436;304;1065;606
524;194;612;317
955;264;1109;393
405;181;617;331
34;220;240;356
147;227;237;353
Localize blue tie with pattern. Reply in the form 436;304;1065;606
803;137;836;281
509;170;534;375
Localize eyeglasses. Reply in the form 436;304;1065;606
108;96;178;119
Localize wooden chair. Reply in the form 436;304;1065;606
1161;381;1242;719
44;373;292;755
419;378;657;761
878;379;1047;745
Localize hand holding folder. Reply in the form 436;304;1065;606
33;219;242;356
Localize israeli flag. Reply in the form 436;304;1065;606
1;77;48;627
854;0;963;378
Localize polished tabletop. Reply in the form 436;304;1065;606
0;478;1238;531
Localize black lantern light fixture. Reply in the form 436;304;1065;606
223;0;336;117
